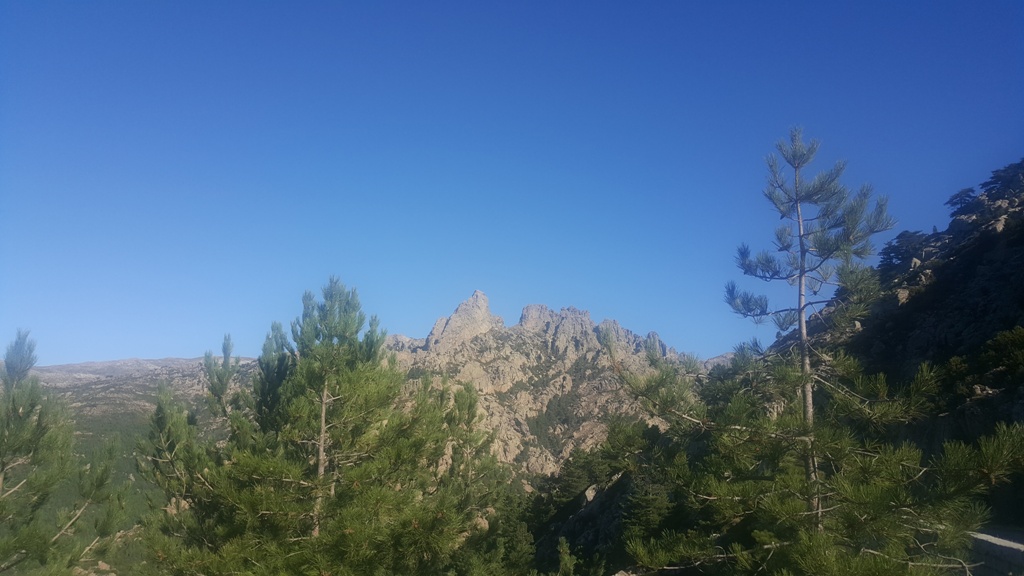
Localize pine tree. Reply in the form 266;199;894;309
202;334;239;418
139;277;511;575
590;134;1024;575
0;331;119;574
725;129;894;521
610;343;1024;576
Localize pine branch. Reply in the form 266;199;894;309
860;548;978;573
658;541;792;572
0;551;28;574
0;478;27;500
78;536;102;562
642;390;813;445
50;499;92;544
758;299;834;316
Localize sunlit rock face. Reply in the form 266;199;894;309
387;291;689;476
31;292;696;480
424;290;504;353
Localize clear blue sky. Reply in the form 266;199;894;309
2;2;1022;366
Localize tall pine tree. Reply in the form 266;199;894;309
595;133;1024;575
725;128;894;521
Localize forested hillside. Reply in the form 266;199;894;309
4;144;1024;576
525;147;1024;576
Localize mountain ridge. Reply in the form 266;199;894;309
29;293;708;476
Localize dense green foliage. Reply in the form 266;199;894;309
138;278;521;575
523;326;1024;575
617;348;1024;575
0;332;122;575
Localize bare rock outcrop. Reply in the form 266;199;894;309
425;290;504;352
848;173;1024;380
388;292;692;476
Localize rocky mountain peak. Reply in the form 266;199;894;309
388;293;693;475
519;304;558;333
425;290;504;352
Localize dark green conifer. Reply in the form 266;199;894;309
609;344;1024;575
202;334;239;418
0;331;119;574
140;278;511;575
725;128;895;522
596;135;1024;575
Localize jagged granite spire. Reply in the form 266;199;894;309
425;290;504;352
387;292;690;475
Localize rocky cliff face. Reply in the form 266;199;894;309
388;290;687;476
852;166;1024;380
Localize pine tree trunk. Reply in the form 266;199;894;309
795;178;822;530
312;384;329;538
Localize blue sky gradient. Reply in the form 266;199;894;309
2;2;1022;365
